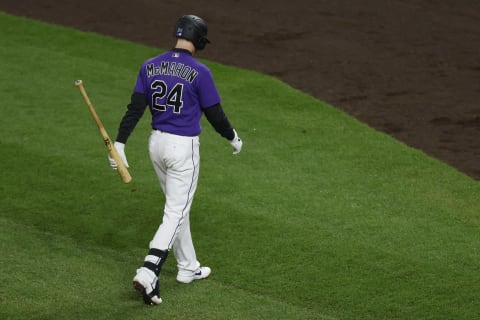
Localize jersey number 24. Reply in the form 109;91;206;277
151;80;184;114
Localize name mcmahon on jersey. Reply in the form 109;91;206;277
146;62;199;83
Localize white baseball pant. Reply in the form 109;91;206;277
148;130;201;274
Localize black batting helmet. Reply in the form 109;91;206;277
173;15;210;50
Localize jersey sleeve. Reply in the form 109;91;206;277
133;66;147;95
196;66;221;109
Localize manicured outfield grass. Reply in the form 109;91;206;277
0;12;479;320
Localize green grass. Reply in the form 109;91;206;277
1;12;479;319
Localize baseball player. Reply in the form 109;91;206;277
108;15;243;305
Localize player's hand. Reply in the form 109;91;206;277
109;141;130;169
230;129;243;155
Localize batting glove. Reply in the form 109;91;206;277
108;141;129;169
230;129;243;155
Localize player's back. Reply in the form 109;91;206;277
134;49;220;136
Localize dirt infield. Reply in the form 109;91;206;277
2;0;478;179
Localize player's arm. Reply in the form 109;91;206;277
204;103;234;139
204;103;242;154
108;92;148;170
116;92;148;143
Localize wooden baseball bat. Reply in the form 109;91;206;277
74;80;132;184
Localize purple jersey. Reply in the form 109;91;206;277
133;49;221;136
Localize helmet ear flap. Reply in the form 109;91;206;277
196;35;210;50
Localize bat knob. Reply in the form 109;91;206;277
75;80;83;86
